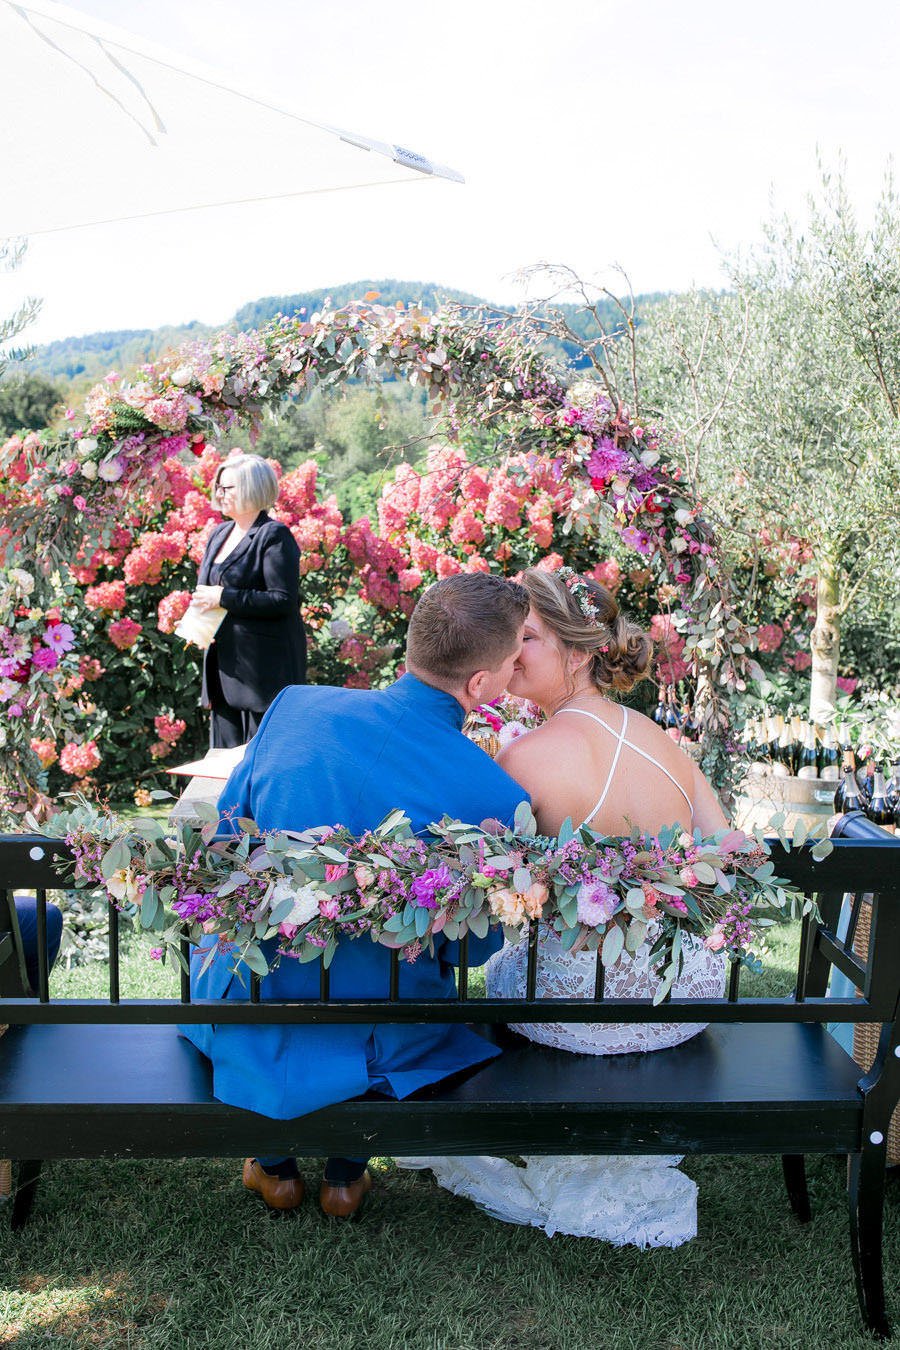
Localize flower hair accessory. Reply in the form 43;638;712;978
557;566;605;635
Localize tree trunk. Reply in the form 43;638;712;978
809;557;841;720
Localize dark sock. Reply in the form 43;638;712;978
324;1156;369;1185
256;1156;300;1180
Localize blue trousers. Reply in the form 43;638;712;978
14;896;63;991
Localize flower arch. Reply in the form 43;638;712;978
0;295;754;815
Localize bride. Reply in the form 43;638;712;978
401;565;729;1247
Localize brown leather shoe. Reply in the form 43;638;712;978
242;1158;305;1212
319;1168;373;1219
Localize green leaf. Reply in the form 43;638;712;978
792;816;809;848
625;887;646;914
139;889;160;929
241;943;271;977
514;800;537;836
811;839;834;861
602;925;625;967
468;911;489;940
512;867;532;893
100;838;131;880
414;906;431;938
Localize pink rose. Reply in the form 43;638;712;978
705;925;726;952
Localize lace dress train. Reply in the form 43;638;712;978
399;931;725;1246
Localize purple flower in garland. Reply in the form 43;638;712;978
586;437;629;483
410;864;453;910
172;892;218;923
632;468;659;493
620;526;653;555
32;647;59;673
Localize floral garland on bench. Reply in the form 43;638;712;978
45;800;828;1001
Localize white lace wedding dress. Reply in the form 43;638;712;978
399;704;726;1247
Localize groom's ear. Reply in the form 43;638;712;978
463;668;490;706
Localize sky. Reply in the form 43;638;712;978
4;0;900;347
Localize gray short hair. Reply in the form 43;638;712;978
213;454;279;513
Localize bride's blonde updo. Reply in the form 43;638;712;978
522;567;654;695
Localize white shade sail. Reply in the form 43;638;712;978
0;0;463;237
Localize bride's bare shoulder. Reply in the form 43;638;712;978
497;716;584;775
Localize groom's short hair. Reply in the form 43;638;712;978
406;574;528;685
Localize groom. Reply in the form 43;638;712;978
182;573;529;1217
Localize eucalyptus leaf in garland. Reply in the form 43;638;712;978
45;797;826;981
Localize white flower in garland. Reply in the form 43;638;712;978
272;878;320;926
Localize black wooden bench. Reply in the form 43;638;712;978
0;815;898;1338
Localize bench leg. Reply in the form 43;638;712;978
11;1161;42;1232
848;1146;891;1340
781;1154;811;1223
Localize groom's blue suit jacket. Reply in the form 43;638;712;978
181;673;528;1119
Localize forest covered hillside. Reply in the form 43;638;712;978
22;279;668;385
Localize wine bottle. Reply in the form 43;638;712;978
789;714;804;775
886;759;900;811
834;763;863;814
777;712;793;777
765;710;779;762
818;726;840;782
797;723;819;780
858;759;876;802
865;767;894;831
769;714;789;776
665;689;682;741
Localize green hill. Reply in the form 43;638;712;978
22;279;670;387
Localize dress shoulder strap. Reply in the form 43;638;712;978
555;706;629;827
555;705;693;827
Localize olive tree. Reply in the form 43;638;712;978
637;168;900;718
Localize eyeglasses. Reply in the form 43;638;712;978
215;483;236;496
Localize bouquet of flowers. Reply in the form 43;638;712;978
46;796;825;1003
464;695;545;757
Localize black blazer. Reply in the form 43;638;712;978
199;512;307;712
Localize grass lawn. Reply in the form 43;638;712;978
1;928;897;1348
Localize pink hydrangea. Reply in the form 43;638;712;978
154;714;186;745
108;617;142;651
78;655;105;681
29;738;58;768
590;559;622;593
157;590;192;634
84;580;127;613
59;740;101;778
755;623;784;654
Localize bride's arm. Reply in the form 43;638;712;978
687;759;729;834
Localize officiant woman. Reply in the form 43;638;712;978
192;452;307;749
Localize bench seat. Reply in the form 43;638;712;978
0;1021;864;1159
